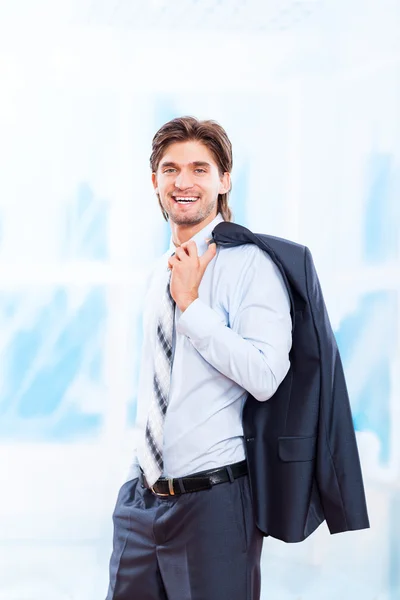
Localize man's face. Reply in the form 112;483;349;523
152;140;230;227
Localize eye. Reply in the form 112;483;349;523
163;168;176;173
195;168;206;173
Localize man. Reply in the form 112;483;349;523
106;116;292;600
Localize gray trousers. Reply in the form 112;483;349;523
106;472;264;600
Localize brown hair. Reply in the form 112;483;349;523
150;116;233;222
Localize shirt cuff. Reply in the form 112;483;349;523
176;298;226;345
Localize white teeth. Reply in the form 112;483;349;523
174;197;198;203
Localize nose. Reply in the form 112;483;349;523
174;170;194;190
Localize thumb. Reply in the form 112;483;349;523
200;242;217;270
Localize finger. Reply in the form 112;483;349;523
180;240;198;257
168;255;178;269
175;246;190;261
199;242;217;269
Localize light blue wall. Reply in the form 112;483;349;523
0;1;399;598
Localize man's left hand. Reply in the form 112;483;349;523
168;240;217;312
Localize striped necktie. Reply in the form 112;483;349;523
141;267;176;486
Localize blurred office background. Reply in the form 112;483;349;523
0;0;399;598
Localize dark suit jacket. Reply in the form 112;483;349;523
212;221;370;543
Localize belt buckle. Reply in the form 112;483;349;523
150;478;175;497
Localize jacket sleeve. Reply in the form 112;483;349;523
304;247;370;534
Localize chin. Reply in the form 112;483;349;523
168;203;217;227
170;214;205;226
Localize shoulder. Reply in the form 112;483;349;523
216;242;278;275
215;242;290;302
217;242;267;261
144;251;169;291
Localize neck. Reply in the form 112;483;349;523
170;211;218;247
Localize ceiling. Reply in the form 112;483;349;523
0;0;322;32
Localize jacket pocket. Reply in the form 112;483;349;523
278;435;317;462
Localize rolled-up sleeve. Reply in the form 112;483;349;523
176;247;292;401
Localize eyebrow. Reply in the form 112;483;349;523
160;161;211;169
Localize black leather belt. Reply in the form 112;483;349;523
139;460;248;496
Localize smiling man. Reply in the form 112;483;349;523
105;117;292;600
153;139;230;233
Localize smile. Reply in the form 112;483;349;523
173;197;199;204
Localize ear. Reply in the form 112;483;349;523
152;172;158;193
219;172;231;195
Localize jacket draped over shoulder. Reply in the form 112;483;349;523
212;222;370;543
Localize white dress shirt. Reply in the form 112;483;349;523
129;213;292;480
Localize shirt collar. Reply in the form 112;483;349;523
167;213;224;257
